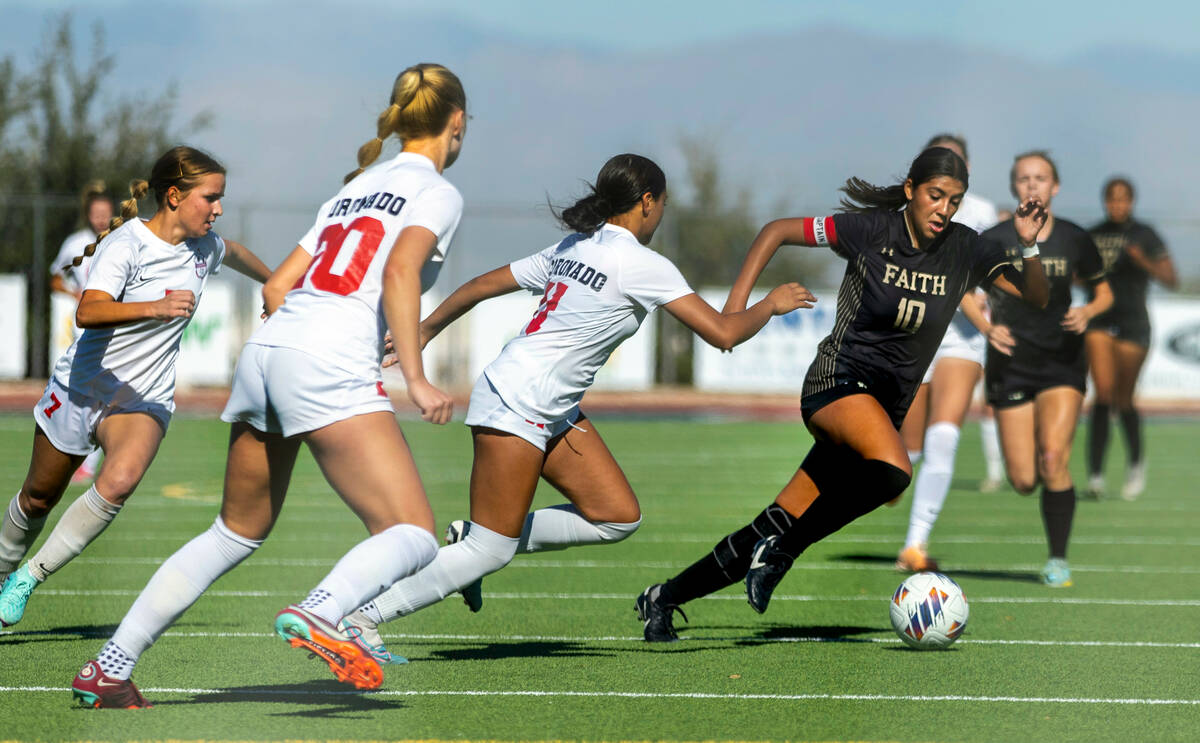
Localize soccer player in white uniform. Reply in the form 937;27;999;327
336;153;813;663
49;182;116;484
895;134;1003;572
0;147;272;636
73;64;468;708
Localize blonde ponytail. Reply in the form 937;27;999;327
343;63;466;184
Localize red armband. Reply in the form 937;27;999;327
801;216;837;247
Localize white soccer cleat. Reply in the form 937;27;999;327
1121;463;1146;501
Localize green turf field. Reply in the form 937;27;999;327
1;412;1198;742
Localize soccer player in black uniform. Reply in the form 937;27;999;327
981;151;1112;588
1084;177;1177;501
635;147;1050;640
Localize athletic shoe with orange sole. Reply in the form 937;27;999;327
71;660;152;708
895;544;939;572
274;605;383;690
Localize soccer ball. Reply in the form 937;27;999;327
889;571;969;649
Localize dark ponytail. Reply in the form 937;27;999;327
839;146;969;213
555;153;666;234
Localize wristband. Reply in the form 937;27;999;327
1021;243;1040;259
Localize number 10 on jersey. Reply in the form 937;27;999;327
893;297;926;333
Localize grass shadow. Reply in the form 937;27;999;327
830;552;1040;584
733;623;887;648
0;622;119;644
150;679;405;717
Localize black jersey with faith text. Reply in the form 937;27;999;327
801;209;1012;424
983;217;1104;365
1087;218;1168;339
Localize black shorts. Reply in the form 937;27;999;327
985;346;1086;408
802;376;909;430
1087;310;1151;349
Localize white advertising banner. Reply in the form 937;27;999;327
1140;296;1200;400
694;287;836;393
695;288;1200;400
464;291;655;390
177;281;235;386
0;275;27;378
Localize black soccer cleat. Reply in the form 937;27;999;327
635;583;687;642
745;535;793;614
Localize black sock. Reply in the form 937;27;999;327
1087;403;1111;475
1118;408;1142;466
1040;486;1076;559
773;448;911;560
661;504;794;606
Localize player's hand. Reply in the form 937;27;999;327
1124;243;1145;261
987;323;1016;355
1013;198;1048;248
1061;307;1091;335
766;282;817;315
408;379;453;425
152;290;195;321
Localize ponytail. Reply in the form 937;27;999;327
344;63;466;183
839;146;969;213
554;154;666;235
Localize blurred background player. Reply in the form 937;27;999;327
73;63;466;708
49;181;115;485
0;146;271;633
337;154;813;664
1084;176;1177;501
636;146;1049;640
981;151;1111;587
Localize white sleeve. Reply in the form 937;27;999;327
509;243;557;293
82;239;138;299
296;199;336;255
621;249;694;313
209;234;227;274
406;185;464;259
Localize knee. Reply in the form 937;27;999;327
1037;447;1070;480
593;517;641;544
1009;475;1038;495
19;486;63;518
94;464;144;502
867;459;911;500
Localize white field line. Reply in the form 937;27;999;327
4;628;1199;650
64;555;1200;575
25;588;1200;606
2;685;1198;705
98;530;1200;547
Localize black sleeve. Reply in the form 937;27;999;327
972;232;1016;290
830;211;882;261
1076;231;1106;286
1136;224;1168;261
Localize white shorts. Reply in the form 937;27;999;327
33;377;172;456
922;317;987;384
463;374;580;451
221;343;394;437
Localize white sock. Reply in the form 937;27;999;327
27;485;120;581
109;516;261;665
516;504;641;553
907;450;923;468
1;494;47;581
370;522;517;622
302;523;438;626
97;640;137;680
905;422;961;548
981;417;1003;480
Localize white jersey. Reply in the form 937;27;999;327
52;228;100;294
940;191;1002;345
51;218;226;409
484;223;693;423
251;152;462;380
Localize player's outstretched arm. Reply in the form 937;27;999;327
77;289;195;328
724;218;829;314
665;282;815;352
222;240;273;284
420;266;520;348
